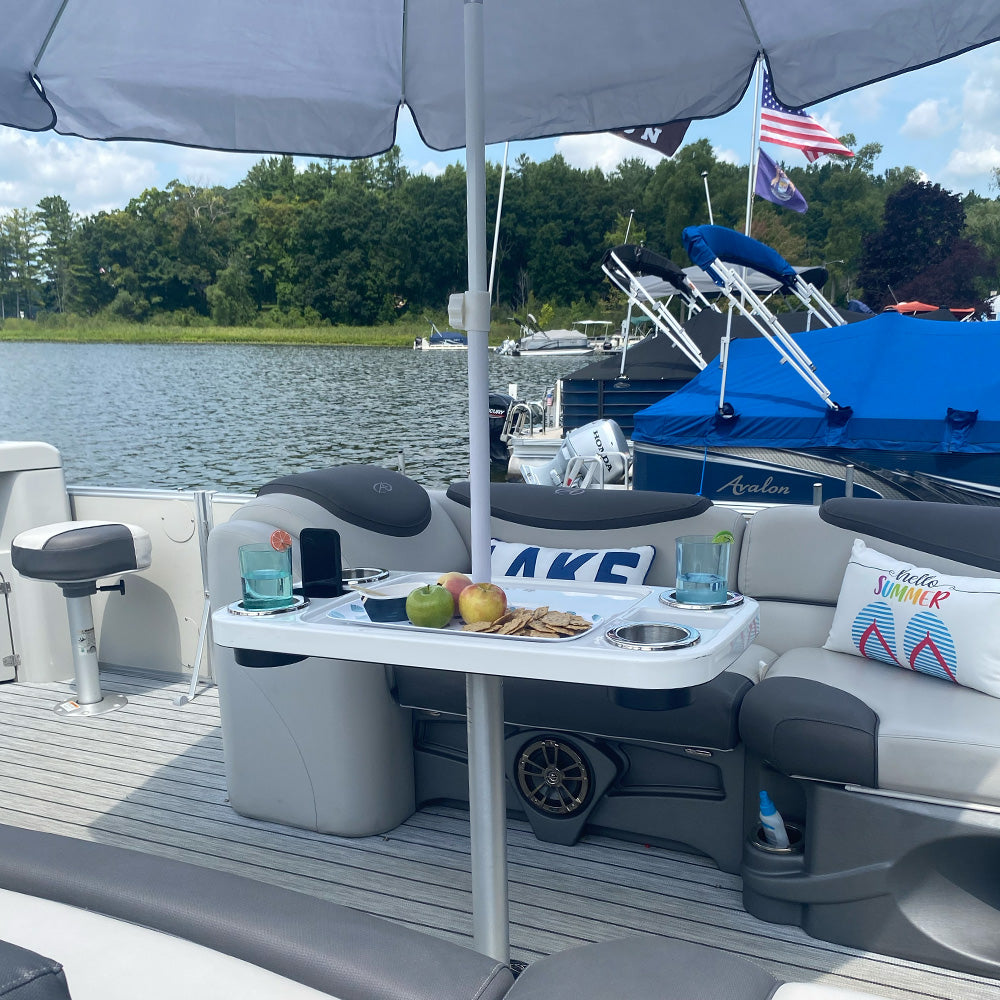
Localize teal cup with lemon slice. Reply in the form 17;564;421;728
675;531;733;605
239;533;294;611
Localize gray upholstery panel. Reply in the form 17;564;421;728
753;602;836;657
763;648;1000;807
226;492;470;578
0;824;512;1000
259;465;432;537
506;937;778;1000
820;498;1000;573
0;940;71;1000
739;505;1000;608
739;676;878;787
395;668;753;749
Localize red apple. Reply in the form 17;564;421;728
458;582;508;625
436;571;473;615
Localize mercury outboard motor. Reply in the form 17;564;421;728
520;418;630;488
489;392;515;466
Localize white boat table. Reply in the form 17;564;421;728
213;574;760;963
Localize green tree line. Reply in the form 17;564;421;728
4;138;1000;329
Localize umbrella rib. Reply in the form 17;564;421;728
400;0;408;107
735;0;764;54
34;0;72;69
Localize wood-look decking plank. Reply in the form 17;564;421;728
1;671;998;1000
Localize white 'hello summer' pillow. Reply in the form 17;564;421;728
490;539;654;586
823;538;1000;698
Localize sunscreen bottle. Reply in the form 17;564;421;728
759;790;790;849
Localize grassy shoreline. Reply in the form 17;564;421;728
0;319;512;347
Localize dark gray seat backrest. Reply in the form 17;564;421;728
0;824;512;1000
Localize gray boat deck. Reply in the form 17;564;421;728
2;669;999;1000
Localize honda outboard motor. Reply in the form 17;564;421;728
489;392;515;466
521;419;629;488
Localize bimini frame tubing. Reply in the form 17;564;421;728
601;244;715;371
682;225;841;408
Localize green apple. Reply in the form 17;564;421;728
406;584;455;628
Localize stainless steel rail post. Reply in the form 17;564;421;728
175;489;216;706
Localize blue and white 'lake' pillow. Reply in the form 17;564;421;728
824;538;1000;698
491;538;654;586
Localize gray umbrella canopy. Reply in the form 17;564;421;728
3;0;999;157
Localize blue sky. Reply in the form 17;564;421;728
1;43;998;218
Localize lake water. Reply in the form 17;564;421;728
0;342;577;492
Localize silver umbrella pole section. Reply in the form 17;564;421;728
446;0;510;965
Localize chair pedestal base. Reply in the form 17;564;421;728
54;693;128;718
54;593;127;718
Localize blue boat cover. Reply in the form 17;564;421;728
682;226;798;288
429;329;468;345
632;312;1000;454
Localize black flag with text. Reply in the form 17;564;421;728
612;120;690;157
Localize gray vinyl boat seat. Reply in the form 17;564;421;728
0;823;513;1000
735;498;1000;977
738;498;1000;807
0;824;887;1000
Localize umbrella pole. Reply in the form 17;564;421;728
463;0;510;965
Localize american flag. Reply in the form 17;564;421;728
760;69;854;162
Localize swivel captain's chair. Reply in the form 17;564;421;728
11;521;151;717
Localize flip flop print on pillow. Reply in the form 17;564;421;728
903;612;958;683
825;539;1000;698
850;601;898;666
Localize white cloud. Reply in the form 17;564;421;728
554;133;661;172
0;128;160;215
900;99;956;138
944;143;1000;180
714;147;740;166
812;111;845;141
411;158;446;178
151;146;261;189
939;54;1000;185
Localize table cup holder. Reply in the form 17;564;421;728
605;622;700;651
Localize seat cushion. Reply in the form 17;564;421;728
760;647;1000;807
506;937;778;1000
11;521;151;583
0;939;70;1000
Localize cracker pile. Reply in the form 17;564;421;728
462;606;591;638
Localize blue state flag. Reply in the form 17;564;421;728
755;147;808;213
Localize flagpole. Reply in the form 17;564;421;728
743;54;764;237
487;141;509;303
724;53;765;419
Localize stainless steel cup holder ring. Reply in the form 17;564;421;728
605;622;700;651
228;594;310;616
342;567;390;586
659;590;744;611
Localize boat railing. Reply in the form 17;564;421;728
564;451;632;490
501;400;546;441
601;245;711;370
681;225;842;409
